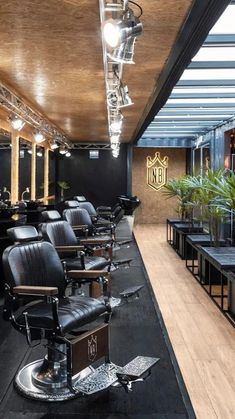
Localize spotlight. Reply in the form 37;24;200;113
59;146;67;155
110;134;120;143
34;131;45;143
37;150;43;157
50;140;59;150
65;151;71;157
103;9;143;49
107;91;118;108
117;85;133;108
108;37;136;64
112;148;119;158
9;115;25;131
110;113;123;132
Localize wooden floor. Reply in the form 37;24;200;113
134;224;235;419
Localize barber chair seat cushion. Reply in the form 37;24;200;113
17;296;106;334
64;256;109;271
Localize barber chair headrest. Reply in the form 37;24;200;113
65;200;80;208
41;210;61;221
73;196;87;202
7;226;39;243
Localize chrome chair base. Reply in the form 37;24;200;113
15;359;94;401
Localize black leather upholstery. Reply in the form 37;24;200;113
41;220;78;247
3;241;66;296
7;225;39;243
40;220;109;270
63;208;113;237
77;202;97;217
41;210;61;221
3;241;107;335
17;296;106;333
65;201;80;208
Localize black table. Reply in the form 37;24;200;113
197;246;235;313
185;234;225;276
171;223;204;259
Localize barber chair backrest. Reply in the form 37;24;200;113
73;196;87;202
3;240;65;296
63;208;92;228
77;202;97;217
64;201;80;208
40;220;78;247
7;226;39;243
41;210;61;222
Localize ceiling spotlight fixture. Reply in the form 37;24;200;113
34;131;45;143
117;84;133;108
59;146;67;155
103;6;143;49
9;115;25;131
109;37;136;64
50;140;59;150
65;151;71;157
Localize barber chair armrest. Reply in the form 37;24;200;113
95;220;114;226
67;270;110;280
13;285;58;296
72;224;89;231
96;206;112;212
80;238;112;245
55;245;84;253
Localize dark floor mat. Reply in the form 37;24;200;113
0;218;195;419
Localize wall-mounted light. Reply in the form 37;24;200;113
34;131;45;143
9;115;25;131
27;148;32;155
37;150;43;157
65;151;71;157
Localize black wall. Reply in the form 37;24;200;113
56;145;128;207
0;149;11;196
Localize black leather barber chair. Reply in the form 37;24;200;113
3;228;158;401
41;210;113;259
63;207;115;238
7;225;111;299
73;197;124;224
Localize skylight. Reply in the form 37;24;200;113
210;5;235;34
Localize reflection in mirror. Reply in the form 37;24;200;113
48;150;56;203
19;138;31;201
193;148;201;175
202;144;210;175
0;131;11;203
36;146;44;199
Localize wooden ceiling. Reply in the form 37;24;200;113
0;0;193;143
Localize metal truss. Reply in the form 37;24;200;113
0;82;72;147
73;143;111;150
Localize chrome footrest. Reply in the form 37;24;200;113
120;285;144;301
74;362;122;395
117;356;159;381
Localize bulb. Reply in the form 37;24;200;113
34;132;45;143
11;117;25;131
103;21;120;48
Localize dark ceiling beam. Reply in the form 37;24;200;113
204;34;235;45
132;0;231;144
188;61;235;69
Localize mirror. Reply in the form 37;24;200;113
202;143;210;175
19;138;31;202
36;146;44;199
48;150;56;203
0;131;11;202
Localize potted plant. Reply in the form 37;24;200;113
57;181;70;200
183;170;226;247
163;176;195;222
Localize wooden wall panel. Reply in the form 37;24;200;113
132;147;186;224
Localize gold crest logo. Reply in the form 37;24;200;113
146;152;168;191
88;334;98;361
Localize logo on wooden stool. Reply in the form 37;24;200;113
88;334;98;361
146;152;168;191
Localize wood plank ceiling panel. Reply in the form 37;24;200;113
0;0;193;143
